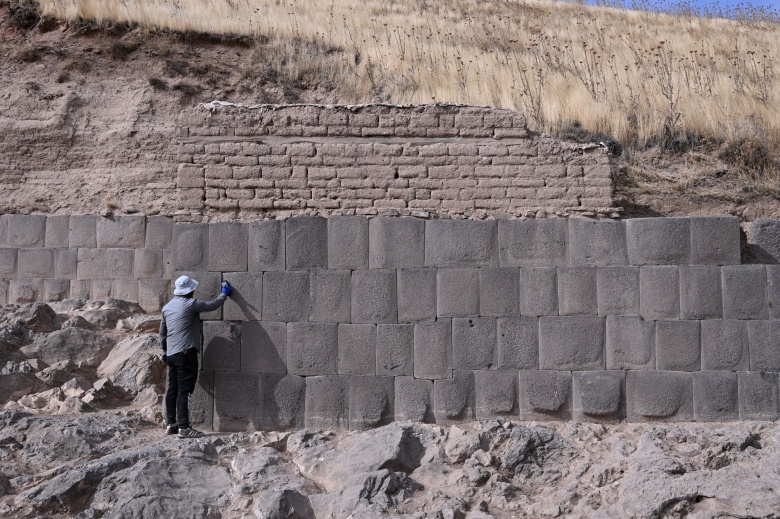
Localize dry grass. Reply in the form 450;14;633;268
27;0;780;155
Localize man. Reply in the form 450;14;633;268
160;275;232;438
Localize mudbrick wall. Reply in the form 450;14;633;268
2;214;780;430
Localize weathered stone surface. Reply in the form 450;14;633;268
77;248;106;279
338;324;376;375
22;327;115;368
498;219;568;267
209;222;248;272
145;216;173;250
45;215;70;248
437;268;479;318
43;279;70;303
241;320;286;373
376;324;413;376
104;248;134;278
286;216;327;270
202;320;241;372
747;320;780;371
690;216;741;265
721;265;768;320
425;220;498;267
568;218;627;266
693;371;738;422
768;265;780;320
263;271;309;322
572;370;625;421
172;223;209;271
394;376;434;422
474;369;518;420
746;218;780;262
328;216;369;269
350;375;395;429
309;269;351;323
249;220;285;271
7;214;46;248
452;317;497;370
18;248;54;278
738;371;779;421
518;370;572;420
133;249;163;279
519;267;558;317
0;248;17;278
701;320;749;371
397;268;436;323
479;268;520;317
287;322;338;376
69;215;97;248
190;370;214;430
96;216;145;248
639;266;679;320
597;266;639;316
9;279;43;304
626;371;693;421
351;269;397;324
214;372;262;431
369;217;424;268
112;279;139;302
626;217;690;265
305;375;350;430
261;373;306;430
434;370;475;423
138;279;170;313
656;320;701;371
557;267;597;316
539;316;605;370
497;317;538;370
221;272;262;321
680;265;723;319
606;315;655;370
413;320;452;380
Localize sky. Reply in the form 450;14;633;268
587;0;780;18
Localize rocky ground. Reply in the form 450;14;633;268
2;301;780;519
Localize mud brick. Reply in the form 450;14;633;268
69;279;91;300
738;371;779;421
134;249;164;279
701;320;749;371
96;216;145;248
747;320;780;371
190;371;215;431
597;266;639;316
260;374;305;430
0;248;16;278
639;266;679;320
690;216;741;265
7;214;46;248
77;248;106;279
437;268;479;318
434;370;475;424
112;279;138;302
286;216;327;270
425;220;497;268
656;320;700;371
557;267;597;316
606;316;655;370
138;279;170;313
305;375;350;430
568;218;627;267
145;216;174;250
214;372;262;432
209;222;248;272
247;220;285;272
172;223;209;271
105;249;134;278
626;217;690;265
262;271;309;322
376;324;414;376
240;320;286;373
394;376;434;422
572;371;625;422
626;371;693;421
680;265;723;319
9;279;42;303
69;215;97;248
414;320;452;380
721;265;767;320
287;322;338;376
497;317;539;369
349;375;395;429
45;216;69;248
172;271;223;320
452;317;497;370
479;268;520;317
369;217;424;268
518;370;572;420
475;369;518;420
351;269;397;324
18;249;53;278
519;268;558;316
768;266;780;319
43;279;70;303
539;316;605;370
202;321;241;372
338;324;376;375
328;216;369;269
223;272;262;321
309;269;351;323
693;371;738;422
498;219;568;267
397;268;436;323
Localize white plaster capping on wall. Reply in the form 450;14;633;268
175;103;619;222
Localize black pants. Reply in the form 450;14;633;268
165;348;198;428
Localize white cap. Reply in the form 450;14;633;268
174;275;199;296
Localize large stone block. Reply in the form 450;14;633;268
105;248;135;278
413;320;452;380
519;268;558;317
338;324;376;375
539;316;605;370
747;320;780;371
53;249;77;280
172;223;209;271
77;249;106;279
92;279;113;300
173;271;222;320
475;369;518;420
328;216;369;270
222;272;262;321
425;220;498;267
479;268;520;317
96;216;145;248
0;280;6;306
145;216;174;250
190;371;214;431
497;317;538;369
768;266;780;320
626;217;690;265
262;271;309;322
209;222;248;272
69;279;91;300
287;322;338;376
557;267;597;316
721;265;767;320
452;317;497;370
286;216;327;270
639;266;679;320
597;267;639;316
437;268;479;318
690;216;741;265
202;321;241;372
701;320;749;370
738;371;779;421
434;370;475;424
693;371;738;422
376;324;413;376
0;215;6;246
350;375;395;429
680;265;723;319
656;320;700;371
0;248;16;278
17;249;54;278
260;373;305;430
112;279;139;302
305;375;350;430
9;279;42;303
241;320;286;373
397;268;437;323
133;249;164;279
518;370;572;420
138;279;170;313
746;218;780;263
7;214;46;248
351;269;397;324
626;371;693;421
249;220;285;271
572;371;625;422
605;316;655;370
568;218;627;267
498;219;568;267
309;269;351;323
394;376;434;422
45;216;69;248
69;215;97;248
369;217;424;268
214;372;262;431
43;279;70;302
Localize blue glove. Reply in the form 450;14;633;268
221;281;232;297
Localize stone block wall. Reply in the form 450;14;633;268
3;213;780;429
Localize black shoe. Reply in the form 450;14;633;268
165;424;179;435
178;427;204;438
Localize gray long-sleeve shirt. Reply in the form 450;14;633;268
160;294;227;356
